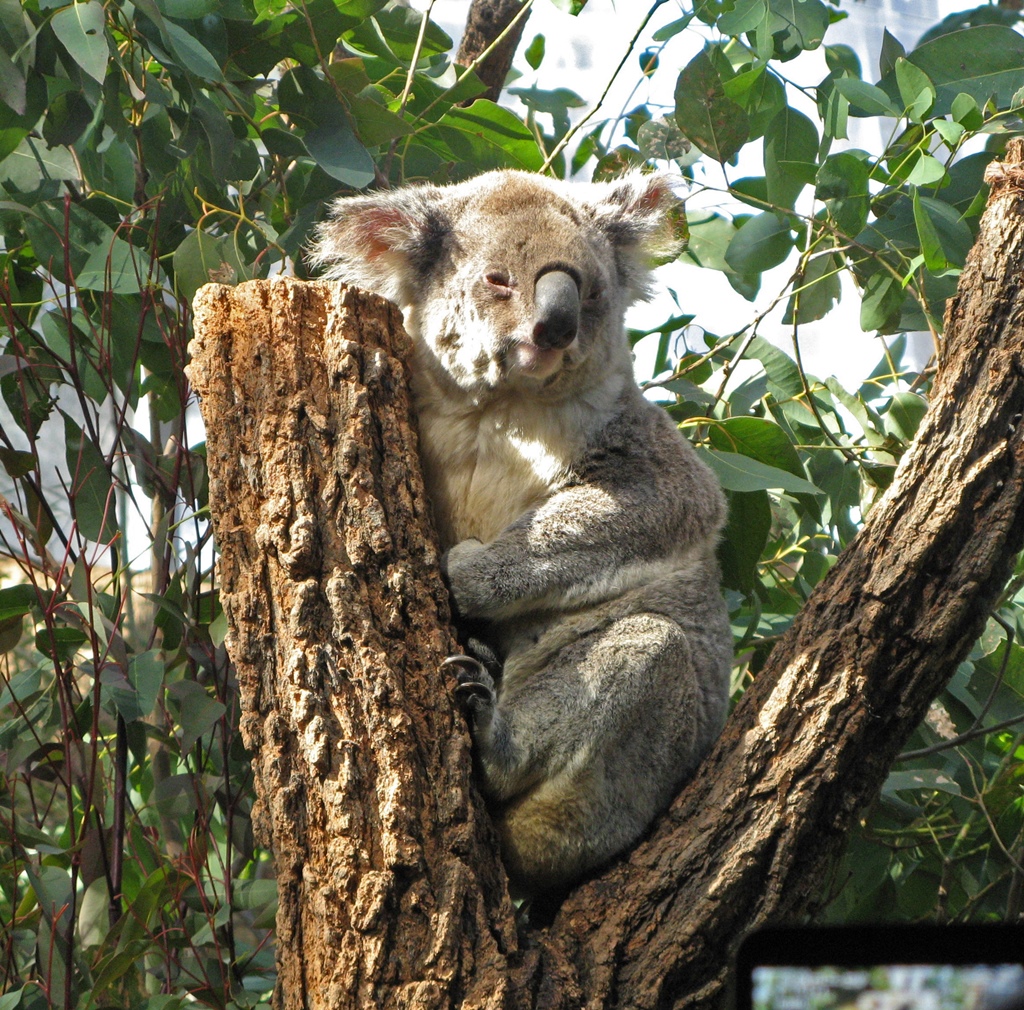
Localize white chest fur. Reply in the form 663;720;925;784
415;394;579;548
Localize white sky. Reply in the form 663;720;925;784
433;0;978;390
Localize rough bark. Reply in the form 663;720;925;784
188;140;1024;1010
187;283;517;1009
456;0;532;103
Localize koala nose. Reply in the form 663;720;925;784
533;269;580;350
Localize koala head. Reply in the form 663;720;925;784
307;171;680;399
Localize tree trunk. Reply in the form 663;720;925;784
187;283;517;1009
188;139;1024;1010
456;0;532;103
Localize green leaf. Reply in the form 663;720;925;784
303;119;375;188
894;57;935;122
887;25;1024;117
885;391;928;441
816;74;848;144
0;448;35;480
912;189;973;275
951;91;984;129
815;152;870;236
763;106;819;210
674;49;749;163
859;272;903;332
904;152;946;188
637;118;695;164
64;414;115;543
826;44;861;78
0;584;39;622
524;33;545;70
653;14;694;41
681;212;761;300
370;5;452;61
719;489;771;592
166;680;226;753
0;135;78;188
879;28;906;78
428;101;545;172
42;89;91;149
784;251;842;324
709;416;807;481
724;212;793;274
50;2;109;85
345;91;414;148
933;118;965;148
0;667;42;707
718;0;768;37
76;237;144;294
766;0;829;59
884;769;961;797
912;187;947;273
548;0;587;14
101;650;164;723
172;229;255;304
163;20;225;81
697;447;822;494
743;335;804;400
834;77;901;116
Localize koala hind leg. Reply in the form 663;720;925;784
475;611;703;895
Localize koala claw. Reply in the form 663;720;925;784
442;654;496;711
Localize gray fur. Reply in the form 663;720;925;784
309;170;732;896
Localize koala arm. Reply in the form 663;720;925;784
445;408;726;622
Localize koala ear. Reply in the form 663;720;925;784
585;173;683;300
306;186;453;303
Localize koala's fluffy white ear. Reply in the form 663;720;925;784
306;186;452;303
585;173;683;300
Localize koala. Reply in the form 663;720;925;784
308;170;732;897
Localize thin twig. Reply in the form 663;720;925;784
540;0;669;174
382;0;439;182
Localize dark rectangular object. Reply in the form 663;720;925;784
734;925;1024;1010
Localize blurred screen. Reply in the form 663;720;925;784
751;964;1024;1010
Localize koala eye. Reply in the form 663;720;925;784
485;271;514;299
583;284;604;306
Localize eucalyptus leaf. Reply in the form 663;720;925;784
783;251;842;324
101;650;164;723
674;49;749;163
894;57;935;122
883;25;1024;117
50;2;108;85
303;120;375;188
697;447;822;494
763;105;818;210
525;34;545;70
766;0;829;59
724;212;793;274
166;680;227;753
834;77;901;117
719;489;771;593
815;151;870;236
859;271;903;332
718;0;768;37
885;391;928;442
878;27;906;78
64;414;116;543
163;20;225;81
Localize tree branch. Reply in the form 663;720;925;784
534;137;1024;1009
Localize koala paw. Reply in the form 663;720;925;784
441;538;487;617
442;654;496;715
